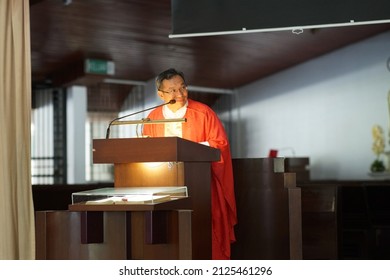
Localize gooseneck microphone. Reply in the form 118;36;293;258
105;99;176;139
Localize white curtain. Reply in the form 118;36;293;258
0;0;35;259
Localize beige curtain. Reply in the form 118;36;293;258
0;0;35;259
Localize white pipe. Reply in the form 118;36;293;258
187;85;234;94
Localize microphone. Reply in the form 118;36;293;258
105;99;176;139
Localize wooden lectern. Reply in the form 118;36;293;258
91;137;220;259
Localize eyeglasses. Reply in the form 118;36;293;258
158;85;188;95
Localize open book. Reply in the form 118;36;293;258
85;194;171;205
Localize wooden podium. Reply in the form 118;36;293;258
92;137;220;260
36;137;219;260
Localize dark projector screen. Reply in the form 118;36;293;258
171;0;390;37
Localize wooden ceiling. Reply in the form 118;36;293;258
30;0;390;111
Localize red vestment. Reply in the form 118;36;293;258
143;99;237;259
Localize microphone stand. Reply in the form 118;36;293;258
105;99;175;139
110;118;186;126
111;118;187;138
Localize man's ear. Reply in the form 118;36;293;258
157;91;164;100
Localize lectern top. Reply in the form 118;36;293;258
93;136;220;163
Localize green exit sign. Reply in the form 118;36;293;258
85;59;115;75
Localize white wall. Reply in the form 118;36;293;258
67;86;87;183
233;31;390;180
118;79;159;137
143;79;161;109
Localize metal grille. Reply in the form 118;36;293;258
31;88;67;184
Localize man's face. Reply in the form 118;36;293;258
158;75;188;111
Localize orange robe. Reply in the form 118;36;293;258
143;99;237;259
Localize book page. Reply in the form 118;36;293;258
85;195;171;205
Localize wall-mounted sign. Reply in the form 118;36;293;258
85;59;115;75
